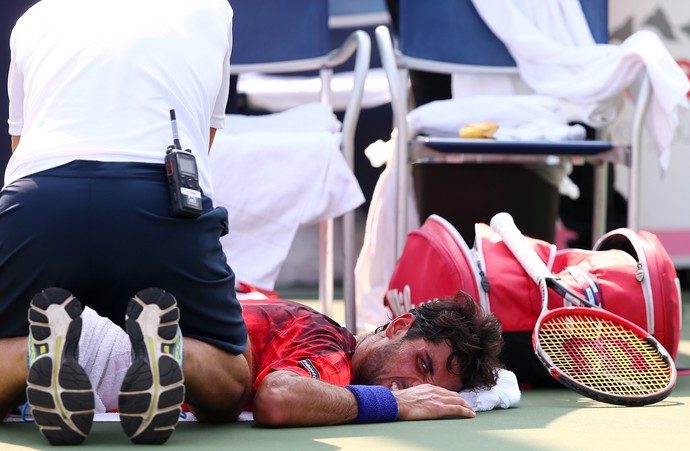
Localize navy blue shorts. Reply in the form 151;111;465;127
0;160;247;355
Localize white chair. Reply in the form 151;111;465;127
375;0;659;258
211;0;371;331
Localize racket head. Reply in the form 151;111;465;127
533;306;677;406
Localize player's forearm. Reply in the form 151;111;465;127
252;372;477;427
253;371;358;427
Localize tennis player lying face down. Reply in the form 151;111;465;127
68;290;504;426
248;291;504;426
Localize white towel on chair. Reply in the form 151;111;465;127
237;69;391;112
223;103;342;134
407;94;586;140
470;0;690;172
211;104;364;290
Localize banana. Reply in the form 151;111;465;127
459;121;499;139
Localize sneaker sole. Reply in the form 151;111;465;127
118;288;185;444
26;288;95;445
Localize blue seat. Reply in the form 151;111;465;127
221;0;371;331
375;0;651;255
231;1;330;66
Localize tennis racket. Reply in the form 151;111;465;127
490;212;676;406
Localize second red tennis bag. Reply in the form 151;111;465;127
386;214;682;388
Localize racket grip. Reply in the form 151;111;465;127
490;212;552;284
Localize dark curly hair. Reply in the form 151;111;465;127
377;290;504;391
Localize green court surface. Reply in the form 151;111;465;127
2;290;688;450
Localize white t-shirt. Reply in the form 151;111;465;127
6;0;233;196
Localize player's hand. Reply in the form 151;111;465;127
392;384;476;421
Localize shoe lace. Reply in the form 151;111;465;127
21;402;35;423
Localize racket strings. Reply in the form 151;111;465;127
538;313;672;396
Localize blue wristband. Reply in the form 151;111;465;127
345;385;399;423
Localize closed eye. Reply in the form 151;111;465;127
420;351;434;377
419;357;428;373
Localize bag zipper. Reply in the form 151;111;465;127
473;223;492;314
594;229;655;334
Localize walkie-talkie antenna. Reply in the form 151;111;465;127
169;109;182;150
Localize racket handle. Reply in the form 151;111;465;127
490;212;552;284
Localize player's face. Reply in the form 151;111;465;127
355;333;463;392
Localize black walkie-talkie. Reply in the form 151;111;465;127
165;109;203;218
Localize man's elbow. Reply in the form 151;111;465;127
252;379;295;427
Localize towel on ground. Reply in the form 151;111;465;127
210;103;364;290
460;368;521;411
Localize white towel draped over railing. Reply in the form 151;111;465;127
210;103;364;290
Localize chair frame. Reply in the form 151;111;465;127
374;21;651;257
229;22;370;333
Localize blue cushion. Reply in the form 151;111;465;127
230;0;330;65
398;0;608;67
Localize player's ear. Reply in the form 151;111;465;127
385;313;415;338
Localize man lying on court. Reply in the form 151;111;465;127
70;289;506;426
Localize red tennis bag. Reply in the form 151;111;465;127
387;214;682;388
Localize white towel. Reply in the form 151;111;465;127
459;368;521;411
236;68;391;112
223;102;341;134
211;104;364;290
407;94;586;140
575;95;625;128
470;0;690;172
355;133;420;331
493;119;586;142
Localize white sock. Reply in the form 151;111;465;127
78;307;132;413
